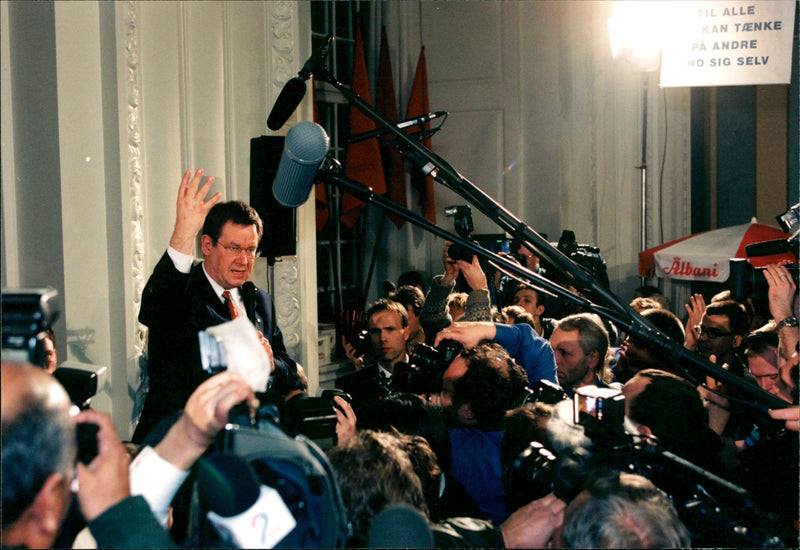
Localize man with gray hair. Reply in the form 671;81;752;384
562;471;691;548
1;361;174;548
548;313;615;396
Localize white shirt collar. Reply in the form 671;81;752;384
202;263;240;306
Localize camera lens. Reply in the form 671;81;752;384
505;442;557;511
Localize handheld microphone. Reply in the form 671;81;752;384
272;122;329;208
241;282;258;325
346;111;448;144
266;35;334;131
198;453;296;548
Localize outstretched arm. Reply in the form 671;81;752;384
155;371;258;470
435;321;497;349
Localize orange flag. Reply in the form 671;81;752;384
405;46;436;224
312;77;329;231
341;21;386;228
376;26;406;228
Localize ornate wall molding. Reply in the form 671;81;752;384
268;2;299;134
266;2;305;365
122;0;148;420
274;258;301;360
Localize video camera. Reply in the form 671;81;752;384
728;203;800;302
189;400;349;548
279;389;352;451
505;386;794;548
392;339;463;395
776;202;799;248
547;230;610;289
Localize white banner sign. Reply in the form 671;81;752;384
660;1;795;87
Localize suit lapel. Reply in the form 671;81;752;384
190;262;230;322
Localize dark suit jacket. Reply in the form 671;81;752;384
89;496;177;548
132;251;296;443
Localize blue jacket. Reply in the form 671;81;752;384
448;428;507;524
494;323;558;385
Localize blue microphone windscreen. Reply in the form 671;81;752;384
272;121;329;208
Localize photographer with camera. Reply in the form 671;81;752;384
2;361;176;548
336;299;411;403
419;240;494;345
436;343;530;523
434;321;557;387
622;369;725;476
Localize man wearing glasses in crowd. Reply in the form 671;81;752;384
133;169;297;443
688;299;750;376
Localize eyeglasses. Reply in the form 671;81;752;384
217;243;258;258
694;324;733;340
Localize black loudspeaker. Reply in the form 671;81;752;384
250;136;296;259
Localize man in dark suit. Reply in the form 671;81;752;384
336;299;410;403
133;168;296;443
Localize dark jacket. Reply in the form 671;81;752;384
133;251;295;442
89;496;177;548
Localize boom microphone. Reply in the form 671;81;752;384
267;78;308;131
346;111;448;144
198;453;296;548
272;122;329;208
266;35;334;131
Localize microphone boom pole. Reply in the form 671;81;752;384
312;65;790;411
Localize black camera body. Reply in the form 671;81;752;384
393;339;463;395
445;204;477;263
729;258;799;302
1;288;60;367
279;389;352;450
446;241;476;263
552;230;610;289
76;422;100;464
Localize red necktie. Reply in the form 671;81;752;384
222;290;238;320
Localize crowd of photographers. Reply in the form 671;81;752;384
2;236;798;548
326;240;798;548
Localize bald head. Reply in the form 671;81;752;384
2;360;72;421
2;361;75;542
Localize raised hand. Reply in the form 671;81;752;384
763;264;798;364
334;395;357;446
74;410;132;522
457;254;488;291
156;371;258;470
442;241;460;285
500;493;566;549
764;263;797;321
170;168;222;254
684;293;706;350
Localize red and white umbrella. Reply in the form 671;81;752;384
639;220;794;282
